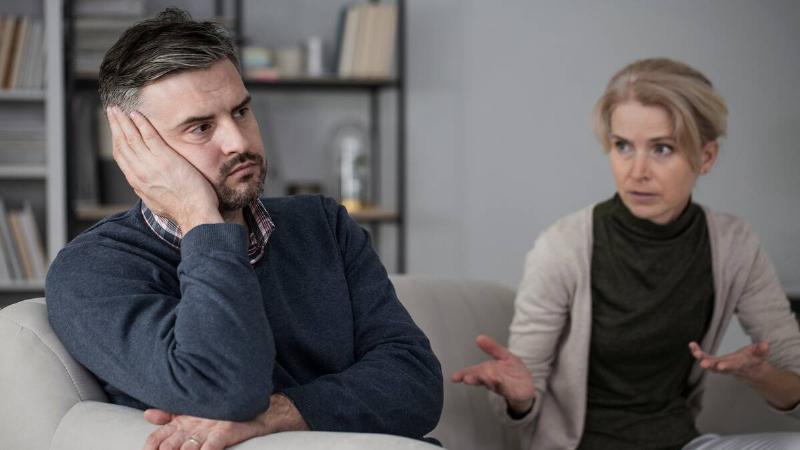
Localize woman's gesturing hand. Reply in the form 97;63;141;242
689;341;771;381
451;334;536;415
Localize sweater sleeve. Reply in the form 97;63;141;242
46;222;275;421
280;198;443;439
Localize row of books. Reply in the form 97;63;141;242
0;126;46;165
0;198;46;282
72;0;144;74
0;15;46;91
336;2;398;78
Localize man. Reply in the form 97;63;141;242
46;8;442;450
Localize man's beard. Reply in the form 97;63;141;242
214;152;267;212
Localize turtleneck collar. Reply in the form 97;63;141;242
609;193;701;241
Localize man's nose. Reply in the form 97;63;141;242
218;119;249;154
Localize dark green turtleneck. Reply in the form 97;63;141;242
578;194;714;450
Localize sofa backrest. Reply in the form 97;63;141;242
0;298;108;450
391;275;522;450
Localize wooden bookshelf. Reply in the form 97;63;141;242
0;0;65;302
0;90;46;101
74;201;400;224
0;164;47;179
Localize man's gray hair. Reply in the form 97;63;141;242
98;8;240;112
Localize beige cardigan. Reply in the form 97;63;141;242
489;204;800;450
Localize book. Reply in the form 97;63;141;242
18;18;39;90
371;4;398;78
27;20;45;90
338;4;362;77
332;5;348;77
0;198;22;280
0;16;17;88
7;16;29;89
352;3;374;77
18;202;46;279
8;210;33;279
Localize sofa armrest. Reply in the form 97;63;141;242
0;299;108;450
52;401;440;450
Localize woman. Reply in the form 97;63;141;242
452;58;800;450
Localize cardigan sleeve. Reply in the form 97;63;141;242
280;197;443;439
489;217;583;428
727;220;800;418
46;222;276;421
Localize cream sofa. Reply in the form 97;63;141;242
1;275;797;450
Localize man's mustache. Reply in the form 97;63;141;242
219;152;266;178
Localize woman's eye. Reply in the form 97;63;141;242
653;144;674;156
613;140;631;153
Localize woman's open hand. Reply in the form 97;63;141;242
689;341;771;381
451;335;536;415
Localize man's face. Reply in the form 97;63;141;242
137;59;266;211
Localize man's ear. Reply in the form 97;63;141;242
698;141;719;175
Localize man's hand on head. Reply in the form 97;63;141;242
141;394;309;450
107;106;223;233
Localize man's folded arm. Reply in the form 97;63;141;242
281;198;444;438
46;222;276;421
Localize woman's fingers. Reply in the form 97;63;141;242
476;334;512;361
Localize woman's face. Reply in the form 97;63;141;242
608;101;717;225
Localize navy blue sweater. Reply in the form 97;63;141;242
46;195;443;439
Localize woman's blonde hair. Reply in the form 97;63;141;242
592;58;728;171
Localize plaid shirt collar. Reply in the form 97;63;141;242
141;199;275;265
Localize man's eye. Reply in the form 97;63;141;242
234;107;250;119
190;123;212;134
653;144;674;156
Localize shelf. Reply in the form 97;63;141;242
0;90;46;101
74;202;400;224
245;76;399;91
349;207;400;223
73;73;399;91
0;280;45;292
74;202;130;221
0;165;48;179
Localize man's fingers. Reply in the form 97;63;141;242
107;107;136;157
179;436;202;450
130;110;165;148
144;409;173;425
143;424;175;450
200;432;227;450
160;429;188;450
113;107;149;154
476;334;512;361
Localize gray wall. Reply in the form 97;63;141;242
406;0;800;303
